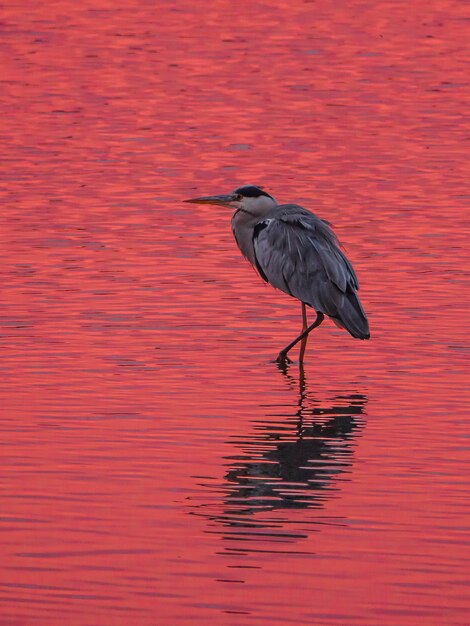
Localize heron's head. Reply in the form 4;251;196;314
184;185;277;215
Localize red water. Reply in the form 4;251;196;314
1;1;469;624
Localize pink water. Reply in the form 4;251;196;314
1;1;469;624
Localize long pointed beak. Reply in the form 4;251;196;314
184;194;234;207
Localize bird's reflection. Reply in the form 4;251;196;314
198;365;368;544
189;365;367;551
221;365;367;522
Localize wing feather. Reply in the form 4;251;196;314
252;204;369;339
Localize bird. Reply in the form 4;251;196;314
184;185;369;363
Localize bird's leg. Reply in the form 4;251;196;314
276;312;324;364
298;303;308;363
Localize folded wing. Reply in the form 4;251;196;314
252;204;370;339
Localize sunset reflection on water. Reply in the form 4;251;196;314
1;0;469;624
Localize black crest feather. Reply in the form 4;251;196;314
234;185;272;198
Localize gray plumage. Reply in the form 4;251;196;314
185;185;370;361
250;204;369;339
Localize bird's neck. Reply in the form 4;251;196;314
231;208;266;266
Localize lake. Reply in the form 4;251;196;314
1;1;469;624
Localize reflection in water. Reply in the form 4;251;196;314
193;366;367;547
225;366;367;517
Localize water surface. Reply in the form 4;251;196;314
1;1;469;624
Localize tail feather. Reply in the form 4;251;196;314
333;289;370;340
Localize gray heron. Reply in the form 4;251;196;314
185;185;369;363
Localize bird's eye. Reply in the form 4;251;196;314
234;194;242;201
